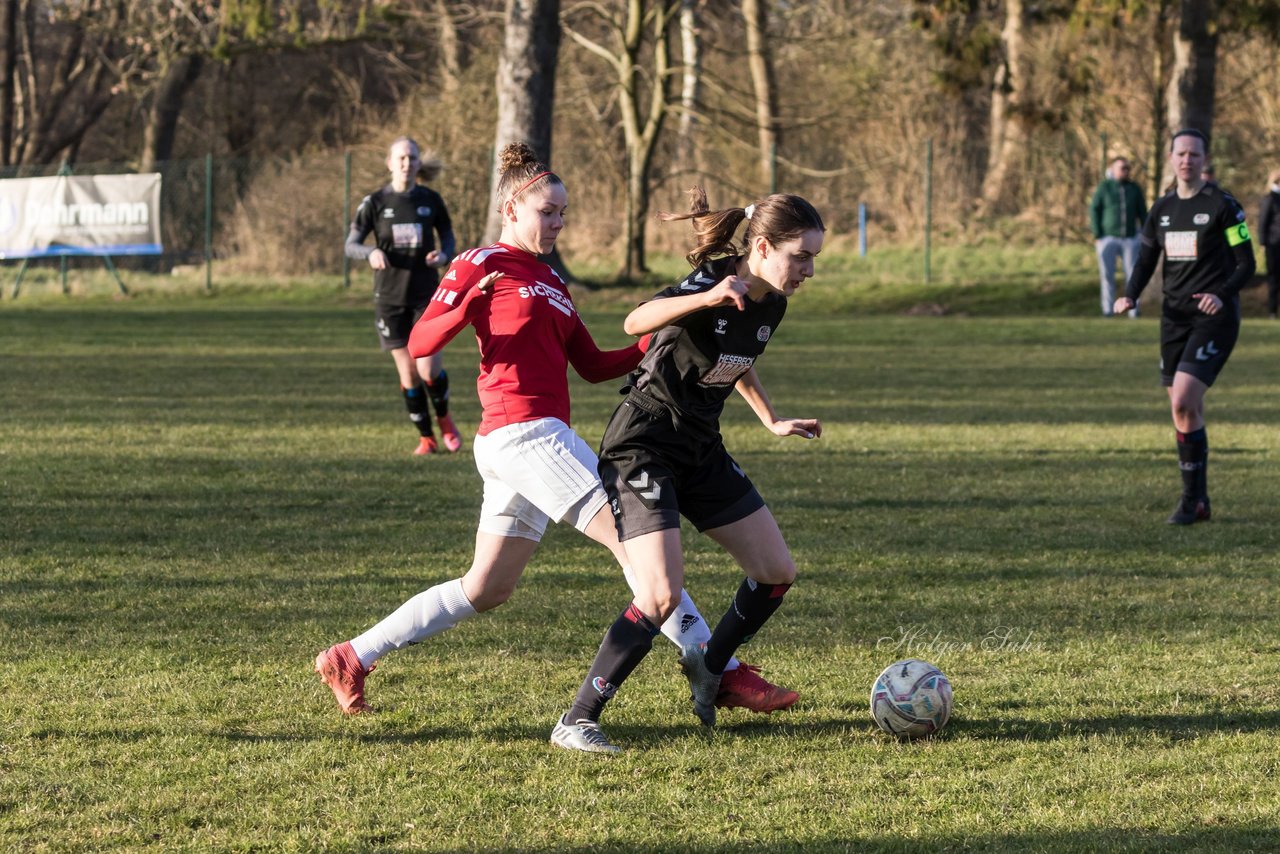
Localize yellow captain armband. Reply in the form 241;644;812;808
1226;221;1251;246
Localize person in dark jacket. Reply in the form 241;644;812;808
1258;169;1280;318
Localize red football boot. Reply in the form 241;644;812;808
716;663;799;713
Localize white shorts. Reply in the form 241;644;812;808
472;417;609;541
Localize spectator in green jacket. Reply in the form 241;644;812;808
1091;157;1148;317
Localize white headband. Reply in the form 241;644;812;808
744;204;756;220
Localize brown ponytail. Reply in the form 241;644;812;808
659;187;825;268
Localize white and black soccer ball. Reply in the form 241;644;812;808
870;658;953;739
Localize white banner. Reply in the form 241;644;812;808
0;173;163;259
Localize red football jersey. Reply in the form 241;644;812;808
407;243;643;435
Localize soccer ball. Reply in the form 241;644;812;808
870;658;953;739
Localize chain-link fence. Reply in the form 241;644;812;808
1;129;1267;299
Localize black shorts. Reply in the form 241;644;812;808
598;393;764;541
374;300;428;351
1160;306;1240;387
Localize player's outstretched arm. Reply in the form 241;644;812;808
566;317;648;383
734;367;821;440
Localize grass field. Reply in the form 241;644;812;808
3;267;1280;851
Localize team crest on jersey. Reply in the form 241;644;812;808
1194;213;1210;225
757;326;771;342
416;206;432;217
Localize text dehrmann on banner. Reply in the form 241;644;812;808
0;173;163;259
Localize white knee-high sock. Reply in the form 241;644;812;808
621;565;738;671
349;578;477;670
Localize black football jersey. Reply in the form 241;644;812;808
1131;184;1251;314
350;184;452;305
630;256;788;440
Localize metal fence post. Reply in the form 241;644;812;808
343;150;352;289
204;153;213;292
925;138;933;285
858;202;867;257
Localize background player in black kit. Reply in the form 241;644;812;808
552;189;825;753
1113;129;1255;525
346;136;461;455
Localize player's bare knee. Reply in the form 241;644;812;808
644;587;682;624
752;560;797;586
469;583;515;613
1171;400;1202;425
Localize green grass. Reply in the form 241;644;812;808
3;267;1280;851
11;240;1270;320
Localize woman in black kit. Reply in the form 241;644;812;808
1113;129;1255;525
551;189;824;753
346;136;462;455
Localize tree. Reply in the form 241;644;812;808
674;0;703;178
1164;0;1217;140
910;0;1002;202
566;0;680;278
0;0;16;166
742;0;777;191
981;0;1029;212
485;0;562;251
0;0;125;166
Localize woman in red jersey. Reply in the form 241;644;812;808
315;144;793;723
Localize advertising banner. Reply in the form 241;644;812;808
0;173;163;259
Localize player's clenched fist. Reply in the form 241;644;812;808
707;275;750;311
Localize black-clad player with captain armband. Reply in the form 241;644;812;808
1113;129;1255;525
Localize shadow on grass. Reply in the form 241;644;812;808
309;826;1280;853
38;704;1274;751
943;707;1280;741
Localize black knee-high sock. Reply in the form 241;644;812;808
566;603;659;724
704;579;792;675
1176;427;1208;499
425;370;450;417
402;384;433;437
